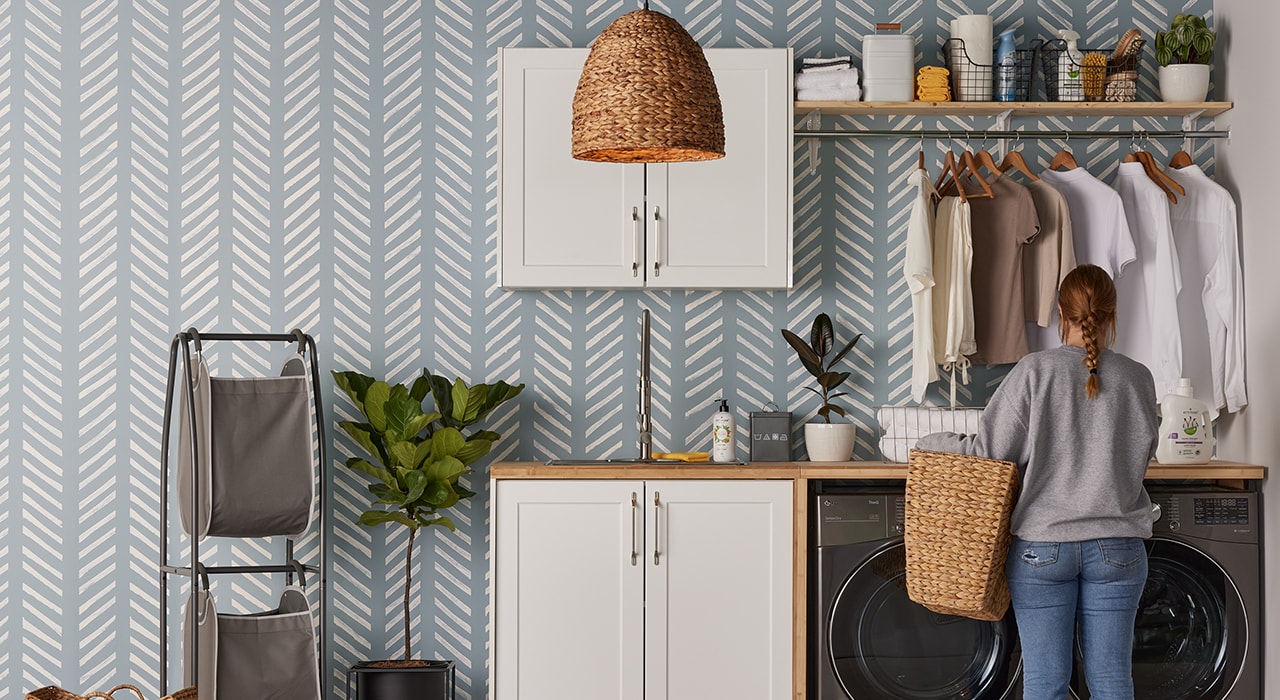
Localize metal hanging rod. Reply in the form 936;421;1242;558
795;129;1229;140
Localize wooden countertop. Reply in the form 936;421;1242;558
491;460;1265;480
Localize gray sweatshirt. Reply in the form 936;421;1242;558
916;345;1158;542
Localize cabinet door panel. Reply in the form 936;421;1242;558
644;480;793;700
649;49;792;289
494;480;645;700
500;48;644;288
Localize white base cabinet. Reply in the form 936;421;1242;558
492;479;793;700
499;48;793;289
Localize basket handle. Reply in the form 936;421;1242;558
84;686;146;700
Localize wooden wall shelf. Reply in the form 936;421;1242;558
794;100;1233;118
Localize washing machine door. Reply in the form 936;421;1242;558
827;542;1020;699
1131;537;1245;699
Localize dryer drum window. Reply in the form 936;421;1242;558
1074;537;1246;699
828;542;1020;699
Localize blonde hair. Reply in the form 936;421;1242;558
1057;264;1117;399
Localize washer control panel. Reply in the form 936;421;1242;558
1194;496;1251;525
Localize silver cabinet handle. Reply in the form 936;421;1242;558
631;207;641;277
630;491;639;566
651;206;662;277
652;491;661;565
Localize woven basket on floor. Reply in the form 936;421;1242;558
26;685;145;700
905;448;1020;621
160;689;197;700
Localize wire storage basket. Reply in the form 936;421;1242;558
1040;36;1144;102
942;38;1038;101
904;449;1020;621
876;405;985;462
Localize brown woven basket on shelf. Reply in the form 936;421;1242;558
26;685;145;700
904;449;1020;621
160;689;197;700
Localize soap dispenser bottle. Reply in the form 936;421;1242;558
995;28;1018;101
711;399;736;463
1155;378;1215;465
1056;30;1084;101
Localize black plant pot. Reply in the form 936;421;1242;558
346;660;455;700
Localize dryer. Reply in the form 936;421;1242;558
1073;486;1261;699
812;489;1023;699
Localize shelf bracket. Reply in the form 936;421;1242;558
994;109;1013;159
804;109;822;175
1182;109;1206;153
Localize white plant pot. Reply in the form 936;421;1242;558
1159;64;1211;102
804;422;856;462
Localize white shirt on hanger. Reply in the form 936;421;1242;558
931;196;976;375
1031;167;1137;352
906;167;939;402
1165;164;1247;418
1111;161;1183;400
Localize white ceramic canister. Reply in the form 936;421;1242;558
862;22;915;102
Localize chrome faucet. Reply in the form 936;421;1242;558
638;309;652;460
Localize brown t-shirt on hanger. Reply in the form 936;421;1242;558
1023;179;1076;327
960;173;1040;364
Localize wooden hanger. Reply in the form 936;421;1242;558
973;148;1002;179
999;149;1039;181
1124;150;1184;203
958;150;994;199
933;151;969;204
1169;150;1194;169
1050;148;1079;171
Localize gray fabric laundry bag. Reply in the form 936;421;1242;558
184;587;321;700
178;353;315;539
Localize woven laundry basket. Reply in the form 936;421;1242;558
26;685;145;700
905;448;1020;621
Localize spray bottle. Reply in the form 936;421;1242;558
1057;29;1084;101
1155;378;1215;464
996;29;1018;101
712;399;736;463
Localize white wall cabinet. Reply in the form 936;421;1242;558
499;48;793;289
492;479;793;700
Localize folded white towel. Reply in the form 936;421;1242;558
801;63;855;73
795;69;860;90
796;86;861;101
802;55;853;68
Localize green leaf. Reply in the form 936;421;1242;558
363;381;392;432
428;374;455;425
451;380;488;424
403;412;440;440
456;438;493;465
384;395;425;443
809;313;834;359
781;329;823;377
425;454;467;484
337;421;384;463
345;457;395;487
430;427;467;461
387;440;420;470
403;470;428;504
409;372;432;402
470;429;501;442
369;482;407;506
332;371;375;412
359;509;418;529
422;515;456;532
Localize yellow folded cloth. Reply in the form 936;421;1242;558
652;451;711;463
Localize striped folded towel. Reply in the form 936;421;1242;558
800;55;854;73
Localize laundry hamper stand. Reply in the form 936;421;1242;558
158;329;328;697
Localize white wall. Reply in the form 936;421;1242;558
1214;0;1279;696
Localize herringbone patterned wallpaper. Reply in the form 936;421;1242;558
0;0;1212;697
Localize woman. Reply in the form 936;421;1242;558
917;264;1158;699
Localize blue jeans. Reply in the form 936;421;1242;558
1006;537;1148;700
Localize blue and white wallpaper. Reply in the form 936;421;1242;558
0;0;1213;698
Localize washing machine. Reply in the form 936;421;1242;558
812;488;1023;699
1072;486;1261;699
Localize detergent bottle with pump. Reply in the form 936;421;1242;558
1155;378;1215;464
1056;29;1084;101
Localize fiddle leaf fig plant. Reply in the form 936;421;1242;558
1155;13;1216;66
781;313;863;424
333;369;524;661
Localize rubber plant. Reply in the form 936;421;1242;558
1155;13;1216;66
333;369;524;662
781;313;863;423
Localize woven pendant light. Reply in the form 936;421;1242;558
572;8;725;163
